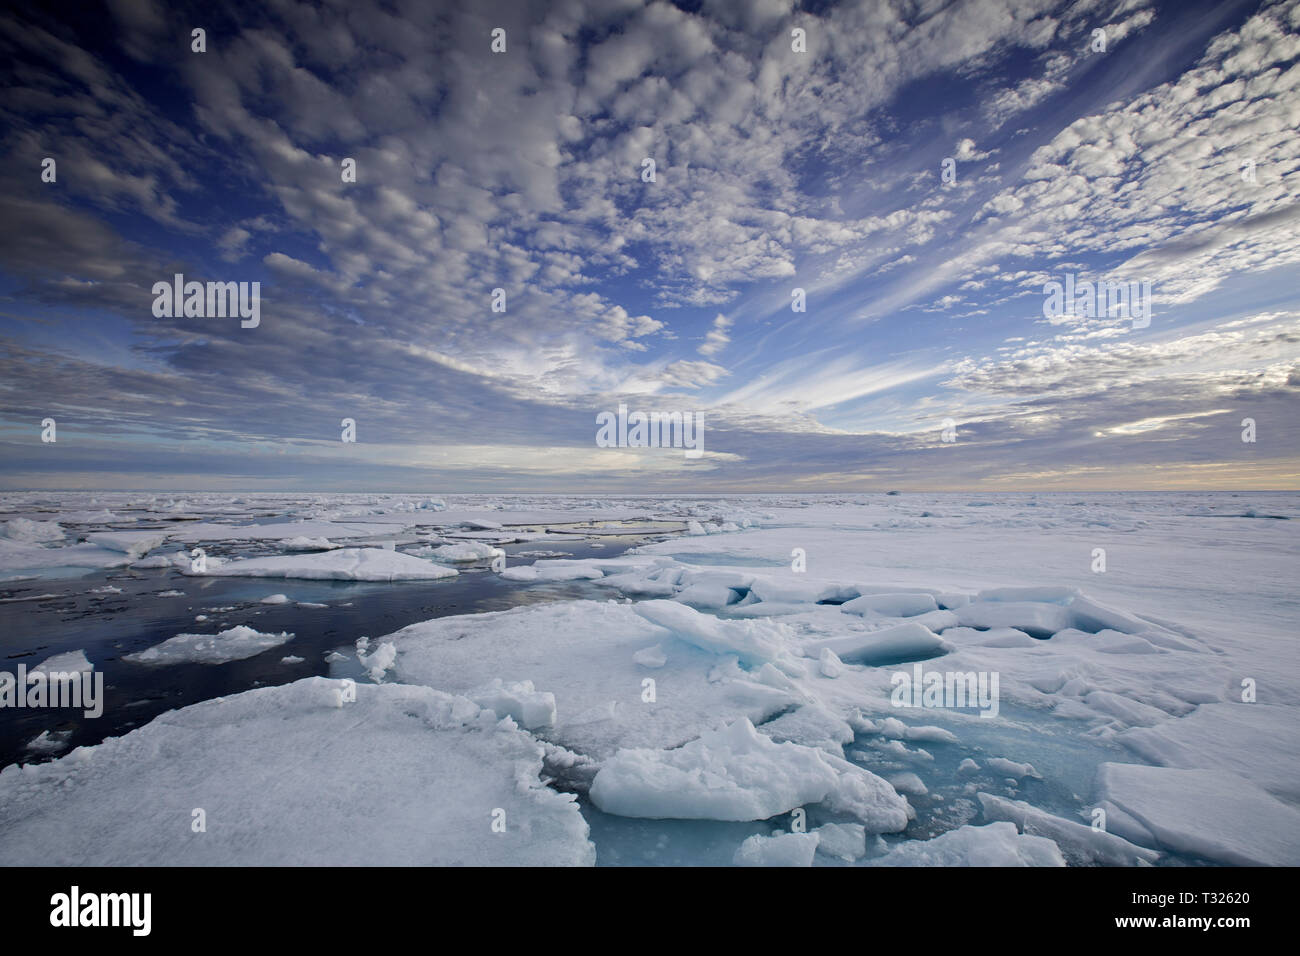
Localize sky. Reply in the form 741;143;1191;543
0;0;1297;493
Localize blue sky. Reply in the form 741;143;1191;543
1;0;1297;491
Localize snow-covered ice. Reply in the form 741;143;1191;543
32;649;93;677
193;547;459;582
1096;763;1300;866
0;678;594;865
124;626;294;666
865;822;1065;867
589;718;911;830
1;490;1296;867
733;830;820;866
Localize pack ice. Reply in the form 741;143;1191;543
1;491;1296;867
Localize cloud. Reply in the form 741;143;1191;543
698;314;733;356
0;0;1296;491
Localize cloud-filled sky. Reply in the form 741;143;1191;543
0;0;1297;492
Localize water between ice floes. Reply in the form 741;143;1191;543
582;699;1151;867
0;538;630;770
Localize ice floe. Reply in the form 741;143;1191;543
866;822;1065;866
387;600;797;761
0;678;594;865
124;625;293;666
1096;763;1300;866
733;830;820;866
589;717;911;830
192;547;458;581
32;649;93;677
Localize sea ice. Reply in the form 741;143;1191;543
85;531;169;559
867;822;1065;867
1096;763;1300;866
415;542;503;563
356;639;397;683
0;678;595;866
814;822;868;861
2;519;64;543
842;592;938;617
124;625;293;666
632;599;788;666
387;600;797;760
804;621;946;666
589;717;910;831
192;547;458;581
733;831;820;866
976;793;1160;865
32;649;93;677
985;757;1042;780
280;536;339;551
469;679;557;731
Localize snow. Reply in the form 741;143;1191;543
280;536;339;551
32;649;93;677
814;822;868;861
0;539;132;573
887;772;928;796
842;592;938;617
124;625;294;666
589;718;910;830
866;822;1066;867
733;831;820;866
412;542;503;563
169;519;392;544
54;509;127;524
500;561;603;582
985;757;1042;780
901;724;959;744
387;599;798;760
632;644;667;668
1116;702;1300;801
2;518;64;543
804;622;947;666
941;625;1038;648
24;730;72;755
1096;763;1300;866
193;547;459;581
757;704;855;756
0;678;594;865
3;489;1297;866
356;638;397;683
632;599;788;666
85;531;168;559
976;793;1160;865
469;679;557;731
